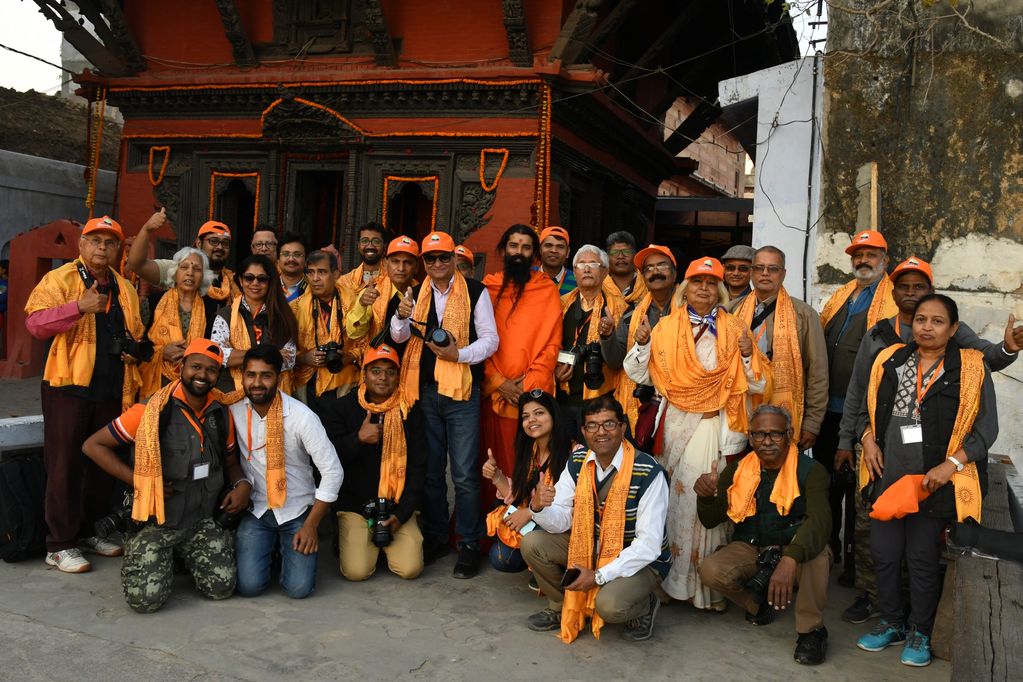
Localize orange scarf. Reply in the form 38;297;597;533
561;442;636;644
357;382;409;501
400;273;473;404
205;267;237;302
339;263;384;297
602;272;648;305
861;344;984;522
25;259;144;410
559;288;625;399
141;288;206;399
485;446;553;550
648;307;759;434
820;277;897;331
736;287;804;434
291;290;358;396
727;444;801;523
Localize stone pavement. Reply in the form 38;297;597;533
0;542;949;682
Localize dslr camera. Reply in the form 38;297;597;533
744;546;783;604
317;341;345;374
410;319;452;347
110;336;155;362
363;497;395;548
94;489;137;537
581;342;604;390
213;487;248;531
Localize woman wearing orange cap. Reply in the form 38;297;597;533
624;257;768;610
855;294;997;667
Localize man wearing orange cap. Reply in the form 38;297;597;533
26;215;149;574
345;235;420;349
455;244;476;280
534;226;577;296
128;209;240;303
832;256;1022;624
599;244;679;436
82;338;248;611
390;230;499;577
322;344;427;581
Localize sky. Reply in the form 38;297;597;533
0;0;828;94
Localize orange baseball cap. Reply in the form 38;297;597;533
363;343;400;368
845;229;888;254
539;226;570;245
890;256;933;286
633;244;677;269
684;256;724;281
421;231;455;254
387;235;420;257
182;338;224;366
454;244;474;265
82;216;124;241
197;220;231;238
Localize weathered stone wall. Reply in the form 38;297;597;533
818;0;1023;460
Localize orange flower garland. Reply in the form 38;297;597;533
381;175;439;231
209;171;261;227
479;148;509;192
84;86;107;218
532;83;552;231
148;145;171;187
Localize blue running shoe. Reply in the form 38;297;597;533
901;629;932;667
857;620;906;652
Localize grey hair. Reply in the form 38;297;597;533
167;247;214;296
676;277;730;310
750;404;793;431
572;244;609;269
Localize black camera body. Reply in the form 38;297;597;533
363;497;395;548
632;383;655;403
94;490;137;537
110;337;155;362
745;546;783;604
213;487;247;531
581;342;604;390
409;319;452;347
317;341;345;373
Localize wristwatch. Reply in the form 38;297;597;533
594;569;607;586
947;456;965;472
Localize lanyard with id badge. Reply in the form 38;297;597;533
179;406;211;480
902;355;943;445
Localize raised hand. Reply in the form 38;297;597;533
77;281;108;315
693;459;720;497
530;478;556;512
141;207;167;233
738;328;753;358
397;289;414;319
359;281;380;307
1003;313;1023;353
598;306;615;339
635;315;652;346
357;412;382;445
482;449;499;480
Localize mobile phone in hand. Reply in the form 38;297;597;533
560;567;581;587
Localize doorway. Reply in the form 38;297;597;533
290;169;344;251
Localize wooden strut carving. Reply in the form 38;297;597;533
363;0;397;67
214;0;258;67
501;0;532;67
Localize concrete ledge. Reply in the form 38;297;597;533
1005;460;1023;533
0;415;44;452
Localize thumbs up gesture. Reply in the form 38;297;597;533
359;280;380;307
530;478;556;512
635;314;652;346
397;288;414;320
694;459;721;497
1003;313;1023;354
738;328;753;358
141;207;167;233
77;281;108;315
598;306;615;339
481;448;499;481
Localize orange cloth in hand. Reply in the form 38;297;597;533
869;474;930;520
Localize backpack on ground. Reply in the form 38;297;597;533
0;452;47;562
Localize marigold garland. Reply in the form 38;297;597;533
209;171;261;227
108;77;544;94
148;145;171;186
84;86;107;218
479;148;509;192
532;83;552;231
381;175;439;231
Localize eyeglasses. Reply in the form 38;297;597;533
724;264;751;273
582;420;622;433
202;237;230;248
359;237;384;246
749;430;789;443
642;262;674;275
367;366;398;378
575;262;603;271
241;273;271;284
608;248;635;257
423;253;453;264
82;236;120;250
751;264;784;274
252;241;277;250
280;251;305;259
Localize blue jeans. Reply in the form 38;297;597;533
420;382;483;547
489;538;526;572
235;508;317;599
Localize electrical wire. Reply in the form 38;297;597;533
0;41;75;74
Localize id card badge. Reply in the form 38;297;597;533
192;462;211;480
900;424;923;444
557;350;577;366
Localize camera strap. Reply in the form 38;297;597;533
312;292;339;347
76;260;129;339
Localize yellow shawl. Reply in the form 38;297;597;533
820;277;897;331
25;259;144;409
141;288;206;399
338;263;385;307
224;297;292;402
602;272;648;306
357;382;409;501
400;273;473;404
727;444;801;523
205;267;237;303
614;291;679;430
291;289;358;396
561;442;636;644
860;344;983;522
559;288;626;399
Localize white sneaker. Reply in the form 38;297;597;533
80;536;124;557
45;548;92;573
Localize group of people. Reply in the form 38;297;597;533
25;211;1017;667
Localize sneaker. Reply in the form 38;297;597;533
623;593;660;641
45;548;91;574
527;607;562;631
901;629;932;667
842;593;881;624
527;575;540;593
452;545;480;579
857;620;906;652
80;535;123;557
794;626;828;665
745;598;775;626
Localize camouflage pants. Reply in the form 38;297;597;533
121;517;236;613
854;478;876;599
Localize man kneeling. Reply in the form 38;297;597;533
522;395;671;643
230;345;343;599
322;344;427;580
83;339;250;613
695;405;832;665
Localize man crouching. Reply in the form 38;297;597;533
83;339;250;613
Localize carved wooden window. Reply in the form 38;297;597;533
382;175;439;241
264;0;353;56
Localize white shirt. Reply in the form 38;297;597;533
532;444;669;583
389;275;499;365
229;392;343;525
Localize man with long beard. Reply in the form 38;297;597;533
481;225;562;524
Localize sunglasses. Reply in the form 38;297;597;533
423;253;453;264
241;273;271;284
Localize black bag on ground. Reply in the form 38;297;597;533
0;453;47;562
